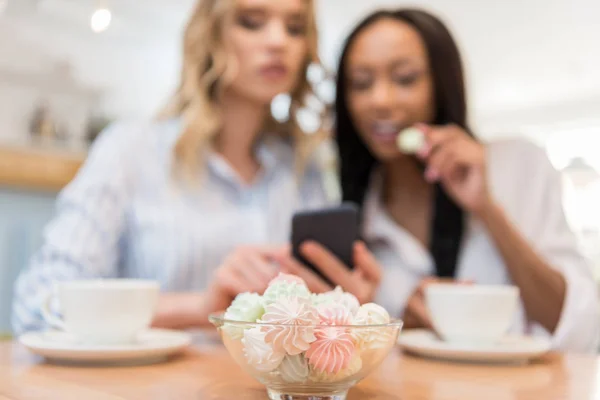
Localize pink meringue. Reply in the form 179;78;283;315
261;297;319;355
269;273;306;286
310;353;363;383
317;304;354;326
306;326;355;374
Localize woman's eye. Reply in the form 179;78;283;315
393;72;420;86
238;15;264;30
287;23;306;36
349;78;372;91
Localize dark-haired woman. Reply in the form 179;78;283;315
286;9;599;352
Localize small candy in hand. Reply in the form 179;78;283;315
396;126;426;154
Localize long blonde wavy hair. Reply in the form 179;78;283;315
160;0;328;179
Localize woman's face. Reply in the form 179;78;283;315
345;18;435;162
224;0;309;104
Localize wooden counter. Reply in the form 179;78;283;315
0;143;85;192
0;333;598;400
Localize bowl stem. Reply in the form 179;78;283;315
267;389;348;400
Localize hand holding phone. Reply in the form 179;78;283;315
282;204;382;303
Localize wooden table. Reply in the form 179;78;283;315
0;334;598;400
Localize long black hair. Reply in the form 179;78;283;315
335;9;472;278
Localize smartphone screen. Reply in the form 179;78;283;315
291;203;359;285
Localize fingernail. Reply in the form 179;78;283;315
417;144;430;158
300;242;313;254
425;168;438;182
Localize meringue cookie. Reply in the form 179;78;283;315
311;287;360;315
353;303;394;349
396;126;426;154
263;280;311;307
269;273;307;286
318;304;354;326
354;303;390;325
225;292;265;322
242;327;285;373
310;354;363;383
261;297;319;355
306;326;355;374
279;354;310;383
223;292;265;340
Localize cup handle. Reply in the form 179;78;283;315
40;292;66;331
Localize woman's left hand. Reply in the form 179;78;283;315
275;241;382;305
416;124;493;216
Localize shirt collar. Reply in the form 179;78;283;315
206;135;286;186
363;168;433;273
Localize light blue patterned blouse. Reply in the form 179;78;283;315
12;119;330;334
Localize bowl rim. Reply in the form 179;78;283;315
209;312;404;329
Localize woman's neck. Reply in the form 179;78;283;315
215;90;269;184
383;156;430;203
381;156;433;247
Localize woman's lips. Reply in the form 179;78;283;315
259;64;288;80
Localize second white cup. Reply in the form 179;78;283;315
424;283;519;345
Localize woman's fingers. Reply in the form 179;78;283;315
353;241;382;285
214;265;250;297
299;241;355;289
276;253;332;293
244;251;278;285
406;292;434;330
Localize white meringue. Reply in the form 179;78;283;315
396;127;426;154
223;292;265;340
242;327;285;373
353;303;394;349
263;281;311;307
311;286;360;315
278;354;310;383
261;297;319;355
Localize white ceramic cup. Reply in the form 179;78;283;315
424;283;520;344
41;279;159;345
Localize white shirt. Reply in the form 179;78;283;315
365;138;600;353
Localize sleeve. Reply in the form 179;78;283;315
11;122;140;335
521;143;600;353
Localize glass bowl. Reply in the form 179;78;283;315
209;312;403;400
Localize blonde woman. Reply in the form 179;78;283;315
12;0;332;334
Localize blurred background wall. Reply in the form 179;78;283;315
1;0;599;333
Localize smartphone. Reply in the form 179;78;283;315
291;203;359;285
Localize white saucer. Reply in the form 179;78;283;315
19;329;192;366
398;329;551;364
